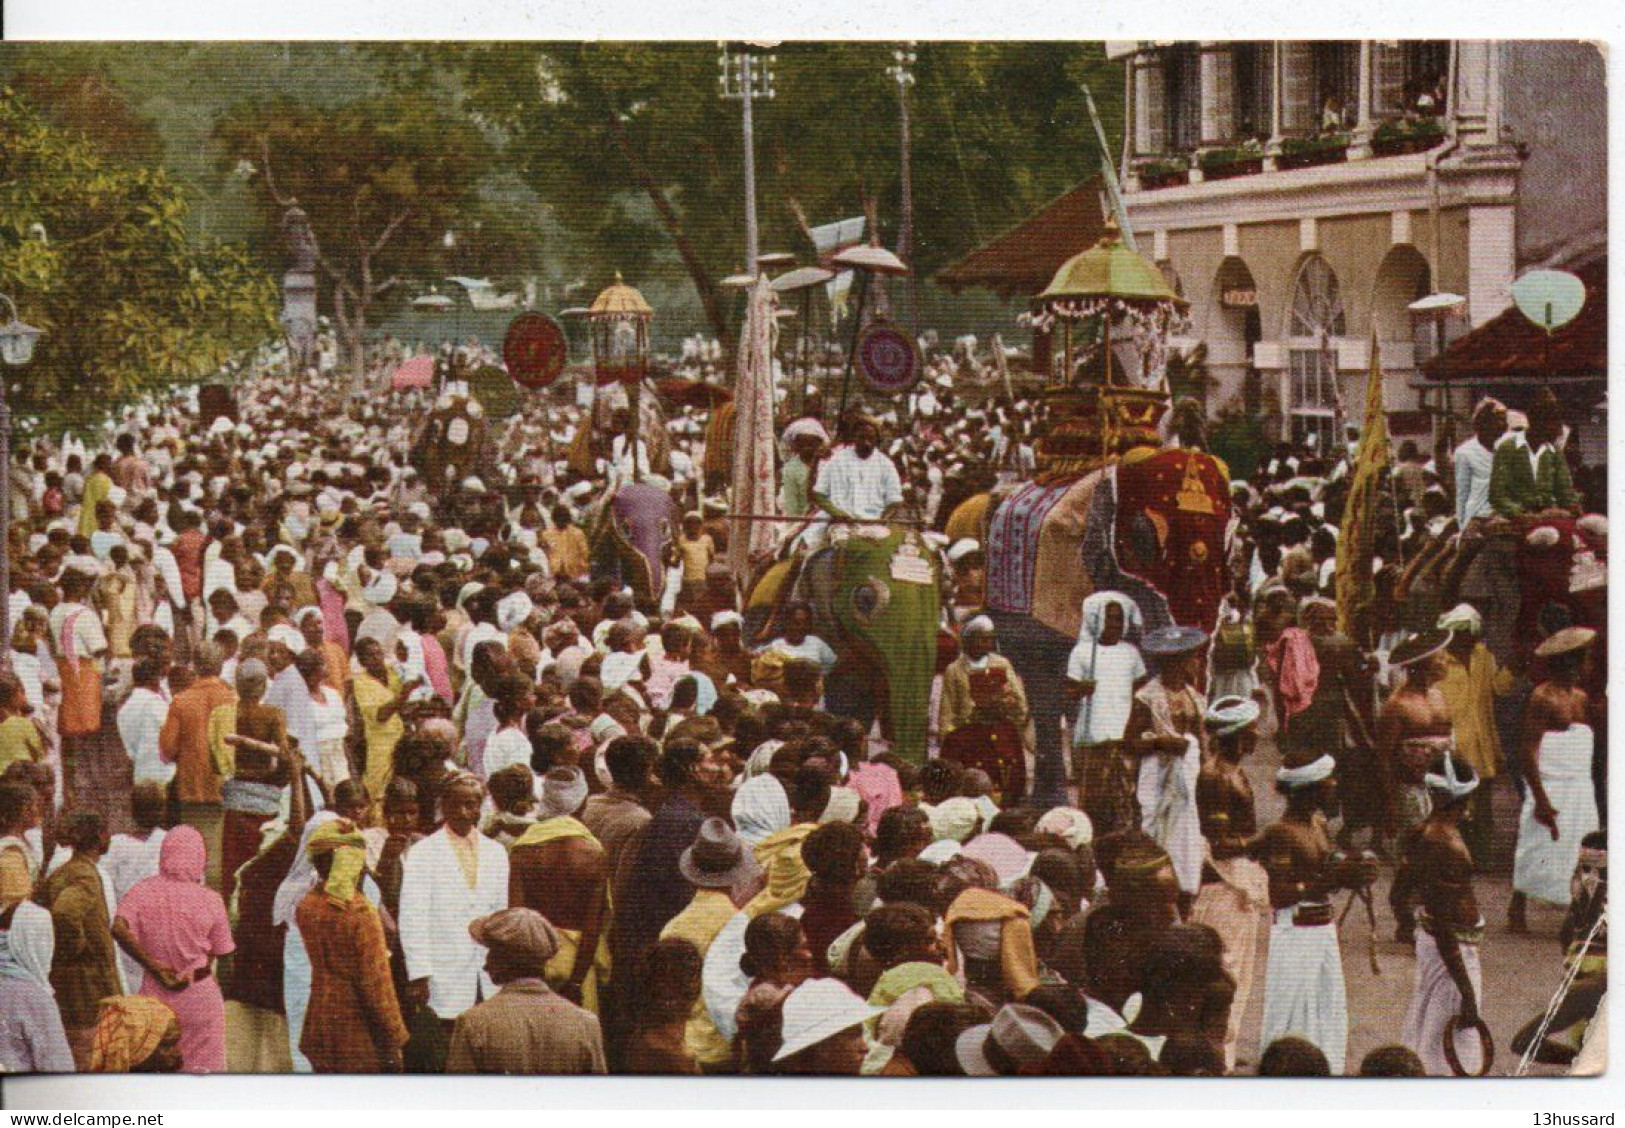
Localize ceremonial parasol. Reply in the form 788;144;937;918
1034;216;1186;390
773;266;836;414
831;243;911;430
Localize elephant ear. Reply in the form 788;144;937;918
831;528;941;763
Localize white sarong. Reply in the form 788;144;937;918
1513;724;1598;906
1260;907;1348;1074
1402;928;1484;1076
1138;733;1204;895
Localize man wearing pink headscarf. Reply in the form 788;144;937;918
112;826;235;1073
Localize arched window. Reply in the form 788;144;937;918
1284;255;1346;451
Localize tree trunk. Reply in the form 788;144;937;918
604;111;732;347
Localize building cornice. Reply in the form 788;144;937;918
1125;148;1522;234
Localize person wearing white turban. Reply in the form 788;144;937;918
496;591;535;634
731;773;791;846
1191;693;1271;1070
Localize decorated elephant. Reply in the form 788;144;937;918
950;443;1232;805
585;480;682;609
1402;514;1606;670
746;524;943;763
409;393;498;496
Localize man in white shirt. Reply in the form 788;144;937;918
117;657;172;786
399;773;510;1058
1065;593;1148;834
812;414;903;523
1453;398;1506;528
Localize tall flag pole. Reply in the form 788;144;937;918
1335;328;1391;643
1082;82;1139;255
728;275;780;590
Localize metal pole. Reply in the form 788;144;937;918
835;269;871;431
741;52;760;277
896;50;918;337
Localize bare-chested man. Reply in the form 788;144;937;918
1510;627;1601;933
1250;754;1377;1075
1193;694;1272;1070
1401;754;1487;1075
508;766;611;1013
1376;629;1456;941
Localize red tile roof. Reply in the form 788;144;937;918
1421;258;1606;382
934;179;1108;300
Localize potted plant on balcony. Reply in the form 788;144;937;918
1198;139;1267;181
1136;156;1190;190
1278;132;1350;170
1371;117;1447;157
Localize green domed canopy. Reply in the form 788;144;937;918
1038;218;1186;306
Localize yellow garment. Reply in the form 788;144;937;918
745;823;814;918
78;470;112;538
306;821;369;906
546;924;612;1017
446;825;481;888
0;715;45;773
353;670;404;812
943;887;1040;1001
0;843;32;906
677;533;715;584
660;889;740;1067
90;995;176;1073
1438;643;1514;780
206;704;238;778
512;815;598;852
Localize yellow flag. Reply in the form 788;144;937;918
1335;330;1390;641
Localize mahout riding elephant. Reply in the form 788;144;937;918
745;524;943;764
951;445;1231;806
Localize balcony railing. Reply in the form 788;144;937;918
1131;114;1448;191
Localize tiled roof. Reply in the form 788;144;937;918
1420;258;1606;381
934;179;1108;300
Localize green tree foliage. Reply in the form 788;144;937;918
5;66;163;167
445;42;1123;340
0;88;276;427
213;91;495;377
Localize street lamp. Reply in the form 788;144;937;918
718;43;777;276
0;294;44;669
588;273;654;481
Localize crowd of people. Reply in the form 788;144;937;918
0;331;1607;1079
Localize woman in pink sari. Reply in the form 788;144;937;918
111;826;235;1073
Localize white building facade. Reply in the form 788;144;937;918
1113;40;1605;446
